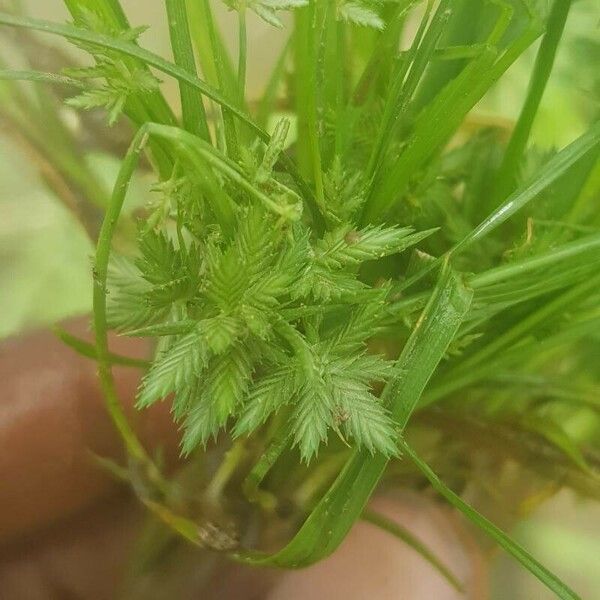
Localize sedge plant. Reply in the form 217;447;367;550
0;0;599;597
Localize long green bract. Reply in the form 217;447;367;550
233;263;472;567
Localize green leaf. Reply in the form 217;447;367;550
165;0;210;139
492;0;573;203
362;13;543;222
399;439;581;600
453;122;600;255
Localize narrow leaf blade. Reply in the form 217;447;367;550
453;122;600;254
400;439;581;600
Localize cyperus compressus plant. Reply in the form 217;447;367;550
0;0;598;597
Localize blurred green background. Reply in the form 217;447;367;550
0;1;598;598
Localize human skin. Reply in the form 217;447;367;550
0;320;486;599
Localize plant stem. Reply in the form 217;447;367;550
185;0;237;91
237;3;247;103
93;127;166;492
243;430;289;511
93;149;150;458
53;326;150;368
294;4;326;213
204;439;247;505
493;0;572;204
362;5;542;223
367;0;448;182
197;1;240;159
333;17;346;156
256;34;291;127
293;452;348;508
165;0;211;140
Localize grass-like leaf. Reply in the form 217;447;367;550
453;122;600;255
165;0;210;139
399;439;581;600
